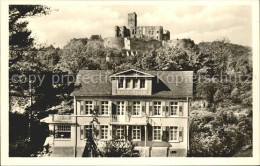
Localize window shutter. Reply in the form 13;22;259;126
141;126;145;141
147;125;153;141
80;101;85;115
112;126;116;140
96;125;101;139
128;101;132;116
163;106;166;117
179;102;183;116
149;102;153;116
166;126;169;142
108;101;112;115
141;101;146;116
80;125;85;140
165;101;169;117
179;126;183;142
128;126;132;141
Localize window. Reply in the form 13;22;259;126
101;101;109;115
153;101;162;116
170;126;178;141
133;101;141;116
118;79;123;88
170;102;178;116
85;125;92;138
132;126;141;140
116;126;125;140
117;101;125;115
126;79;131;88
85;101;93;115
157;31;159;33
133;79;138;89
153;126;161;141
55;125;71;139
101;125;108;140
140;79;145;88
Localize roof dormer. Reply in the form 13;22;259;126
110;69;154;96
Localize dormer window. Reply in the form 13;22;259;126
118;79;124;88
126;79;131;88
133;79;138;89
140;79;145;88
110;69;154;95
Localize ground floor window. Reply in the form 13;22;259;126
116;126;125;140
101;125;108;140
55;125;71;139
153;126;161;141
132;126;141;140
170;126;179;141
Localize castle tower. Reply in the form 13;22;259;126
128;12;137;38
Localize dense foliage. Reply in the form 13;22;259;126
9;6;252;157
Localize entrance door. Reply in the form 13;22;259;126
116;101;125;122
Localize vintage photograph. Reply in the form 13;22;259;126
4;0;258;162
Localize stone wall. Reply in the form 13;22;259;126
129;38;162;51
103;37;124;50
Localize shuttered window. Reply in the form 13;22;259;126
153;126;162;141
153;101;162;116
101;125;109;140
116;126;125;140
101;101;109;115
133;101;141;116
132;126;141;140
170;102;179;116
117;101;125;115
170;126;178;141
85;101;93;115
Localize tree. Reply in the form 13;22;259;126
9;5;52;157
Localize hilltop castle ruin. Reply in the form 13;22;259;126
115;12;170;41
104;12;172;54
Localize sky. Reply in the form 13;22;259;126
26;5;252;48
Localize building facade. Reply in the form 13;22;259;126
41;69;193;157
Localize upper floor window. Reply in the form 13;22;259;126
140;79;145;88
55;125;71;139
170;126;178;141
153;101;162;116
101;125;108;140
101;101;109;115
133;79;138;89
117;101;125;115
85;101;93;115
126;79;131;88
153;126;161;141
133;101;141;116
118;79;123;88
170;102;178;116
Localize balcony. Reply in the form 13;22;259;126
110;114;148;125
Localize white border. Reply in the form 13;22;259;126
1;0;259;165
